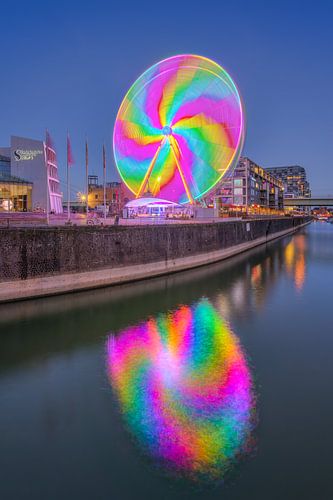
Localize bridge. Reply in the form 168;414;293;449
284;198;333;207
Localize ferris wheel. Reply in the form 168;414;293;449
113;54;245;204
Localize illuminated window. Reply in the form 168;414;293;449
0;182;32;212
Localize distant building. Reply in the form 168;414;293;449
265;165;311;199
87;175;98;187
216;157;284;212
88;176;128;214
0;135;63;213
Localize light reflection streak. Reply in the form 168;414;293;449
213;233;308;323
284;234;307;291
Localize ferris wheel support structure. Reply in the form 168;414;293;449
136;137;166;198
168;136;194;204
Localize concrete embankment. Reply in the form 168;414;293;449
0;217;311;302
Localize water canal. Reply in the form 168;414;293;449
1;222;332;499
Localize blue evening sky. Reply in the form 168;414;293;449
0;0;332;197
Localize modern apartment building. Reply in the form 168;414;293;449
265;165;311;199
217;157;284;211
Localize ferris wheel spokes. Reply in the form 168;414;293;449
136;137;166;198
114;55;244;205
135;134;194;204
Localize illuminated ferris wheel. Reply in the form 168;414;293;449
113;54;245;204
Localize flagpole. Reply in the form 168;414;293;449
103;144;106;221
67;133;70;223
46;168;50;225
45;130;50;226
85;138;89;218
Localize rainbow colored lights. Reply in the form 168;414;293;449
113;55;245;204
107;299;255;480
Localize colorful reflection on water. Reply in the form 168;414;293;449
285;234;307;291
106;299;256;481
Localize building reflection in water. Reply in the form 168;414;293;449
284;234;307;291
107;299;256;482
215;232;308;323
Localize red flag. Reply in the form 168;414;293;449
67;133;75;166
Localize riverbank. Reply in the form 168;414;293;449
0;217;311;302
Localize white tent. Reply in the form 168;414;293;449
125;197;181;209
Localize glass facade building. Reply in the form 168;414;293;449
0;154;33;211
0;154;11;177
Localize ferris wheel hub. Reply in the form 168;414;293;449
162;125;172;136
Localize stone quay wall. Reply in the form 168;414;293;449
0;217;310;302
